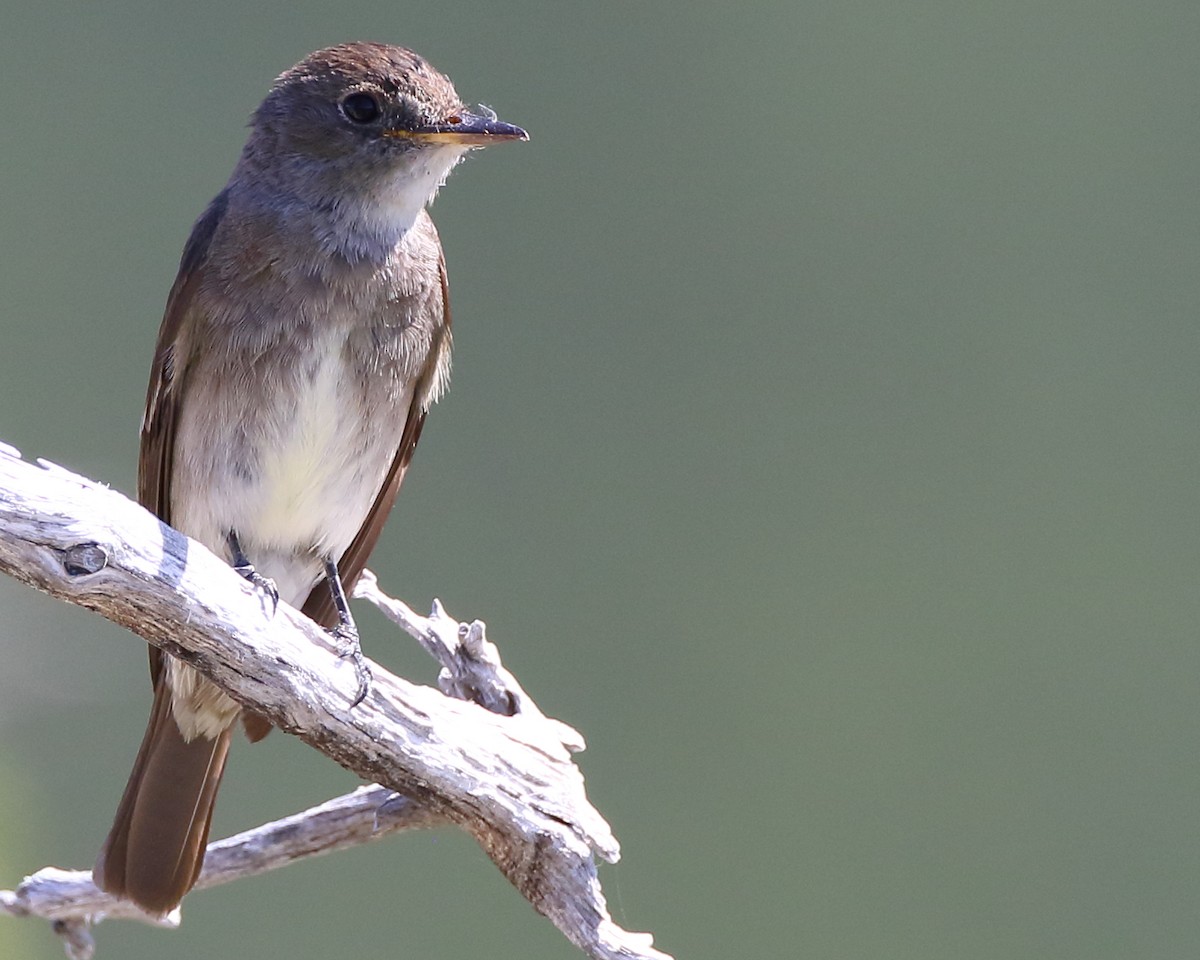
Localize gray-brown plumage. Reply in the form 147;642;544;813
93;41;525;915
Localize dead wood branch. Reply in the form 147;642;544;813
0;444;670;960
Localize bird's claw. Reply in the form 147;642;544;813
234;562;279;614
330;622;372;707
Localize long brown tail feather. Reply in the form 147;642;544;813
94;682;232;915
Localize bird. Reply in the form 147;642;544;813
93;40;527;915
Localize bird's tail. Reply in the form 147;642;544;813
93;681;232;915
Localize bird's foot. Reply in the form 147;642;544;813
233;560;279;614
330;621;372;707
227;531;279;614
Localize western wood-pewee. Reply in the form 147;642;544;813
93;41;526;915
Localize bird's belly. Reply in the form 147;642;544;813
243;355;410;553
251;376;385;551
172;340;411;605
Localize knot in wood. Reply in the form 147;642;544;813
62;541;108;576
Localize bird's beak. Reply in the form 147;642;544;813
385;110;529;146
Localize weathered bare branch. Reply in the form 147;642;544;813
0;444;670;960
2;786;449;959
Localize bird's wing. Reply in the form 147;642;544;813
138;191;229;686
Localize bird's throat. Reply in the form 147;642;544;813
329;145;468;261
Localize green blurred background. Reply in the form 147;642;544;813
2;2;1199;958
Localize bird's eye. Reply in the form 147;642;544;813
341;93;381;124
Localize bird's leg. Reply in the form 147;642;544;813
226;530;279;613
324;558;371;707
